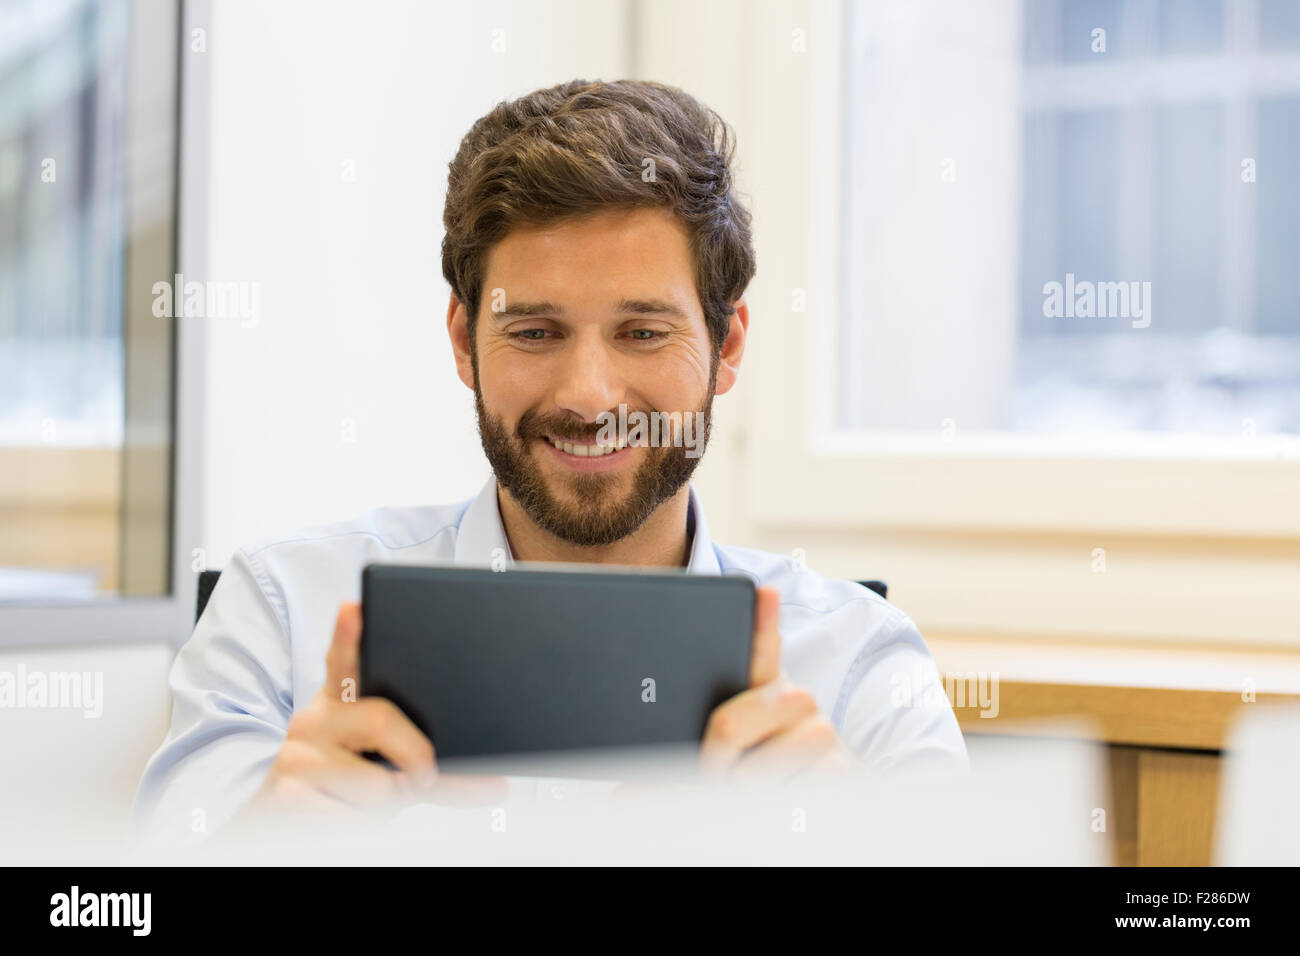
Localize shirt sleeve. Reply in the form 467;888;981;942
129;548;294;847
835;610;970;776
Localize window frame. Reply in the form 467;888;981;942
727;0;1300;646
0;0;207;648
745;0;1300;538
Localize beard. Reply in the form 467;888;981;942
474;385;715;548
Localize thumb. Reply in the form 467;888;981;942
748;587;782;687
322;602;362;704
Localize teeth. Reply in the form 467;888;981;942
547;436;626;457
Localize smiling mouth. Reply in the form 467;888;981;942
542;434;630;458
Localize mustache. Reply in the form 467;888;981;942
516;410;650;442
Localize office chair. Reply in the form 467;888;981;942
196;570;888;624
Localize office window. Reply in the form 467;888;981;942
0;0;178;601
838;0;1300;437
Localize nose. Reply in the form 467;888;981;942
551;332;624;425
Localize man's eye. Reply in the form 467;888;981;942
626;329;664;342
511;329;551;342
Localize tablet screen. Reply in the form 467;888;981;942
360;564;754;770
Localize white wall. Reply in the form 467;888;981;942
199;0;631;563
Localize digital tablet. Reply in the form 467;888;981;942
360;563;755;773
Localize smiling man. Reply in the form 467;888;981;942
468;207;721;564
132;80;966;843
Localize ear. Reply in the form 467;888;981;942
446;295;475;390
713;298;749;396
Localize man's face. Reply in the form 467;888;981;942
451;207;736;547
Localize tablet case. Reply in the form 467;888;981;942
360;564;754;769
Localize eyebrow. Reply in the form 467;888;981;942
490;301;563;318
488;298;689;320
616;298;689;318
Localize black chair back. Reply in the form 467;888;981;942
196;569;222;623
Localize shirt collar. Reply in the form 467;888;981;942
453;475;721;575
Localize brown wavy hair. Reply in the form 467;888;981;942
441;79;756;355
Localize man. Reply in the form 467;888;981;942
132;79;966;844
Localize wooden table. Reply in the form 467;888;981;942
927;633;1300;866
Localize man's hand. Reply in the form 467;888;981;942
700;588;856;783
237;603;504;826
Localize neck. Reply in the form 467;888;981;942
496;483;693;568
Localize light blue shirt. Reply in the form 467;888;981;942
132;477;967;843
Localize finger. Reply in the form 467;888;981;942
231;773;364;835
728;715;841;785
700;680;818;775
325;697;437;779
322;602;363;703
248;764;380;829
267;774;367;823
277;738;406;807
748;587;782;687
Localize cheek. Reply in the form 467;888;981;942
477;350;543;410
637;352;712;409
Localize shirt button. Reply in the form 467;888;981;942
550;784;565;801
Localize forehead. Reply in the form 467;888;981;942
482;207;698;306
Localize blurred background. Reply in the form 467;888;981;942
1;0;1298;864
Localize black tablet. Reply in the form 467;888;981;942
360;563;755;772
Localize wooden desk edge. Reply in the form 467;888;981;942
950;680;1300;750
